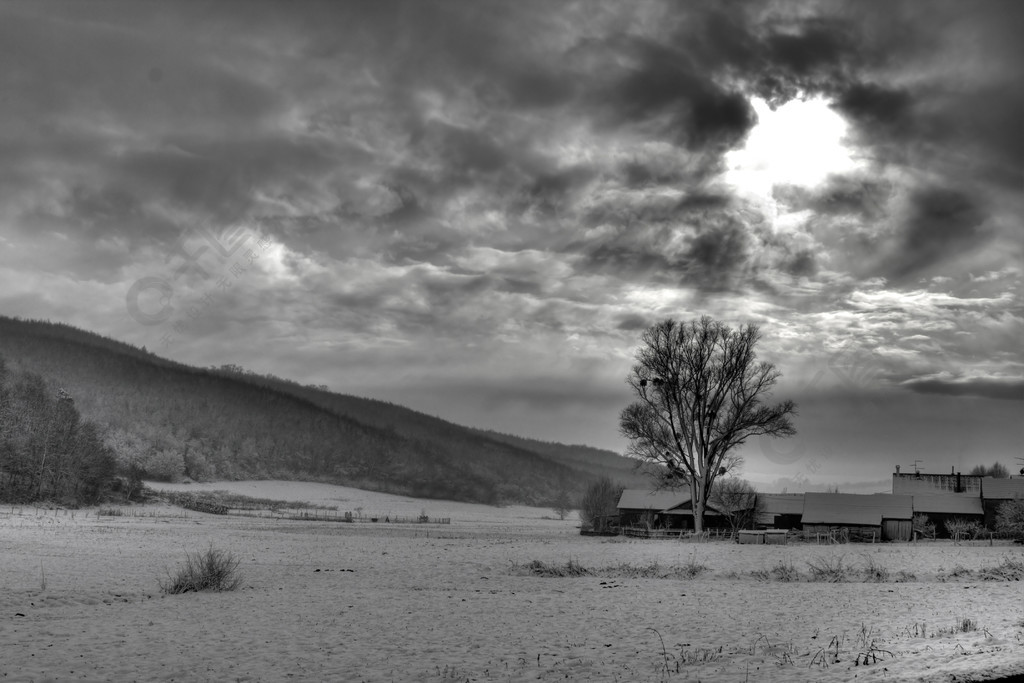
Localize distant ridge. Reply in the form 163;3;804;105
0;315;647;505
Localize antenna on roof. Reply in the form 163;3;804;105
912;460;923;476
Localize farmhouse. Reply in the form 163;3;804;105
980;476;1024;529
616;489;727;531
910;493;984;538
801;492;913;542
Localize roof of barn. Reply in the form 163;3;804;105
801;493;913;526
982;477;1024;500
617;489;689;511
911;494;984;516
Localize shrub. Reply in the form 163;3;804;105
160;546;243;594
945;518;982;543
912;513;935;539
996;499;1024;540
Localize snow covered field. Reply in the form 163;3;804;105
2;480;1022;682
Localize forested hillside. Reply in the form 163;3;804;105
0;316;643;505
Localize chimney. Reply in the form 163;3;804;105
895;465;901;474
951;465;955;475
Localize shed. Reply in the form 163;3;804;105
980;477;1024;528
801;493;913;542
911;493;984;538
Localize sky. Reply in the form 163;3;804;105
1;0;1021;493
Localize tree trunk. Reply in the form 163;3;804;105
691;478;705;534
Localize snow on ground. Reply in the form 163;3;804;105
1;480;1022;682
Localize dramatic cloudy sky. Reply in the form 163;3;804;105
2;0;1021;491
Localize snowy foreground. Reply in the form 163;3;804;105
2;480;1022;682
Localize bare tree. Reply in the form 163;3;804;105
619;317;796;533
552;488;573;520
710;478;762;536
968;462;1010;478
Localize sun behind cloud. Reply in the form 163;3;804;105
725;96;865;198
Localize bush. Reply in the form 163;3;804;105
944;518;982;542
996;499;1024;539
912;514;935;539
578;477;623;533
160;546;243;594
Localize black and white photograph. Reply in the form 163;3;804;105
1;1;1022;680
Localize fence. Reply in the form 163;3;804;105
619;526;734;541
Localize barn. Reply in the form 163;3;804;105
757;493;805;529
802;493;913;542
911;493;984;538
981;477;1024;529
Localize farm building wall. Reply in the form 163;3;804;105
882;518;912;541
772;513;803;530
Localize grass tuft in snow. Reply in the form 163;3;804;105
806;554;851;582
160;545;243;594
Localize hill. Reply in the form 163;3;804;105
0;316;646;505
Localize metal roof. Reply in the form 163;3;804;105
982;477;1024;499
759;493;806;515
801;493;913;526
911;494;984;515
617;489;689;511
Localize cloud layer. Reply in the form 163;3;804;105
1;0;1020;486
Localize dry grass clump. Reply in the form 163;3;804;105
860;555;890;582
517;559;590;577
160;546;243;594
978;555;1024;581
933;617;981;637
512;558;708;579
806;554;851;582
752;560;800;582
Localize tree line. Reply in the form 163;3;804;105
0;317;602;506
0;356;117;504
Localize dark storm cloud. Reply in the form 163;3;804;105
587;35;757;152
615;314;652;332
883;186;990;281
803;176;893;220
904;377;1024;402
